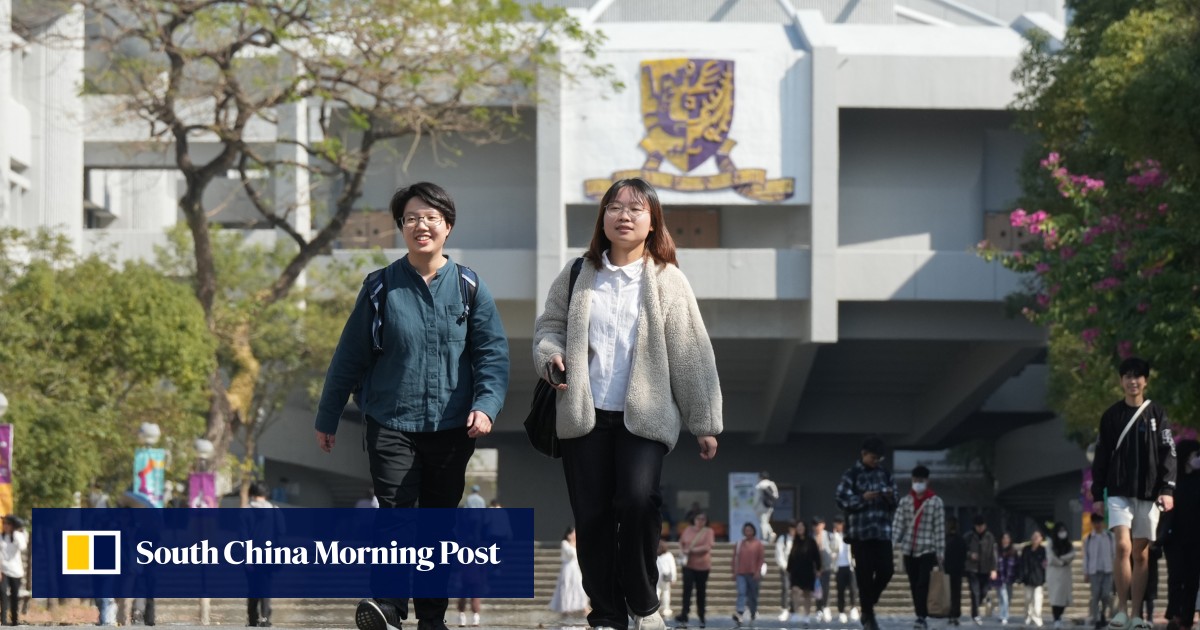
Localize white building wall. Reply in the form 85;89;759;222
351;115;539;250
87;169;177;230
0;0;11;225
22;6;84;248
839;108;1016;251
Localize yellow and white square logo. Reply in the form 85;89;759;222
62;531;121;575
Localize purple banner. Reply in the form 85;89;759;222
0;425;11;485
188;472;217;508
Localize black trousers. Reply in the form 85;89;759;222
561;409;668;630
837;566;858;612
0;576;18;625
247;598;271;625
904;554;937;620
367;420;476;622
851;540;894;624
679;568;710;622
1165;541;1200;626
948;572;964;620
968;571;991;618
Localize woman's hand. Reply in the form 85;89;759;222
697;436;718;460
545;355;568;391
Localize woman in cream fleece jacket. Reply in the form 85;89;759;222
533;177;723;630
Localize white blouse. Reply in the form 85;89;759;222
587;251;644;411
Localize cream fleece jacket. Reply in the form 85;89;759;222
532;257;723;450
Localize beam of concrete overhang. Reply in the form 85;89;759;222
903;342;1043;448
755;342;820;444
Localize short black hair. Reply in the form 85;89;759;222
811;515;825;526
1090;512;1105;524
861;436;885;456
833;515;845;524
973;514;986;526
1118;357;1150;378
743;522;757;535
249;482;269;499
912;465;930;479
760;470;770;479
389;182;457;229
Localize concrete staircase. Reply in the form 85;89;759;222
149;542;1138;627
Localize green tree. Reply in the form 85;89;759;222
41;0;614;472
982;0;1200;437
155;224;373;501
0;228;214;514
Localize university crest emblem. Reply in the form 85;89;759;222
585;59;794;202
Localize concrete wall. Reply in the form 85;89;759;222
839;108;1020;251
351;115;538;250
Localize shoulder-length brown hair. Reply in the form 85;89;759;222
583;178;678;268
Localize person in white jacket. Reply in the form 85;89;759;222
656;541;678;618
0;515;27;626
776;521;796;621
533;177;723;630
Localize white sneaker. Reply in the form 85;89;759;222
781;611;792;622
840;613;850;624
851;608;861;622
471;612;480;627
458;612;467;627
635;612;667;630
824;608;834;622
1054;621;1063;630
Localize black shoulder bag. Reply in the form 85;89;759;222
524;258;584;458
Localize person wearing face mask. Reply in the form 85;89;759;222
1046;522;1076;630
891;466;945;630
1162;439;1200;630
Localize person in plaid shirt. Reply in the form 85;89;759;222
836;436;898;630
892;465;946;630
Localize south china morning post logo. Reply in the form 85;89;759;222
62;531;121;575
33;508;535;598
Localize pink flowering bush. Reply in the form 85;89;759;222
978;151;1199;424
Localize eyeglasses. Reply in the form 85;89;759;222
603;203;648;219
401;214;444;228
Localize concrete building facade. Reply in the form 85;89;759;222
0;0;1092;538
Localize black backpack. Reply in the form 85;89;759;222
352;260;479;406
761;487;777;509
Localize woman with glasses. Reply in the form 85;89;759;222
314;181;510;630
533;177;723;630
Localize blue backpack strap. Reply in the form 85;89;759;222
456;264;479;324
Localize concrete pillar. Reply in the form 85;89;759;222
0;0;11;224
808;44;839;343
534;52;568;315
275;94;311;239
26;5;84;250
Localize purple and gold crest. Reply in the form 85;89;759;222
585;58;793;202
640;59;735;174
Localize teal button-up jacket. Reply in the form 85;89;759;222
315;256;510;434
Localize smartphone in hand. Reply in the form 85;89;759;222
549;364;567;386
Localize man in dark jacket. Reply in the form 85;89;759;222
945;518;968;626
1091;357;1177;630
964;515;998;625
1161;440;1200;630
835;436;897;630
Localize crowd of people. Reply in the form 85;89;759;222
311;176;1197;630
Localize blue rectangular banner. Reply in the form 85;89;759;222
32;508;534;598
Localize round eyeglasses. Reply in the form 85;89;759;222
401;214;444;228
